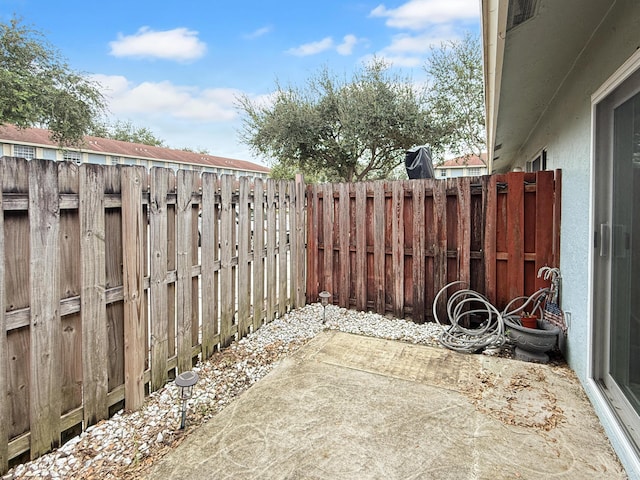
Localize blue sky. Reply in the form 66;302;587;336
1;0;481;166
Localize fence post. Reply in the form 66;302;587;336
121;166;145;411
0;161;6;473
29;159;61;458
79;164;109;426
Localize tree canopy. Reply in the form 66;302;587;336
424;32;485;158
91;119;166;147
238;59;432;182
0;17;106;146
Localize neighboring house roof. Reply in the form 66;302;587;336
0;124;270;174
437;153;487;168
481;0;614;173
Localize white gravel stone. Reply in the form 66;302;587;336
3;304;453;479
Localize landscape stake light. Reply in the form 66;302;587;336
175;370;199;429
319;291;331;323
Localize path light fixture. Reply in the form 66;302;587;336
319;291;331;323
175;370;199;429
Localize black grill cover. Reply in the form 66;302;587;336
405;146;434;179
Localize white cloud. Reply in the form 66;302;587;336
109;27;207;61
384;27;460;54
247;91;278;110
88;74;271;162
91;73;130;96
363;22;462;68
370;0;479;30
94;75;239;122
359;52;423;68
244;26;272;39
286;37;334;56
380;55;424;68
336;34;358;55
286;34;362;57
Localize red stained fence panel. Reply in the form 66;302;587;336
306;171;561;322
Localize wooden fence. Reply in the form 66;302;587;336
0;157;306;471
306;170;561;321
1;160;561;472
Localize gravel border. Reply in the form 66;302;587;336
3;304;503;480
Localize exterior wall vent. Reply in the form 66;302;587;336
507;0;539;31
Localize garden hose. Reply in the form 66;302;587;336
433;281;506;353
433;282;553;354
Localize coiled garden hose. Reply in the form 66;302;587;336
433;282;553;354
433;281;506;353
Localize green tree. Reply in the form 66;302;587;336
238;59;432;182
92;119;166;147
180;146;210;154
424;32;486;159
0;17;106;145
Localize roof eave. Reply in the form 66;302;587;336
481;0;509;173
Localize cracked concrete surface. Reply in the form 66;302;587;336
144;331;626;479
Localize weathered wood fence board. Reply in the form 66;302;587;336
306;171;561;320
80;164;109;427
200;172;220;359
176;169;196;372
149;167;170;392
0;156;5;474
29;159;61;459
252;179;265;330
0;157;303;471
122;166;146;412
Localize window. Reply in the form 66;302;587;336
63;150;81;164
468;167;482;176
438;169;448;178
507;0;539;31
14;145;35;160
527;150;547;172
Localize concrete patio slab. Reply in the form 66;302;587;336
144;331;626;479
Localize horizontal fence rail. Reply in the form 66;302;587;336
0;157;306;472
306;170;561;322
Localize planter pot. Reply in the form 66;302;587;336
504;316;561;363
520;315;538;329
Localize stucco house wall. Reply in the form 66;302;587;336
506;2;640;473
